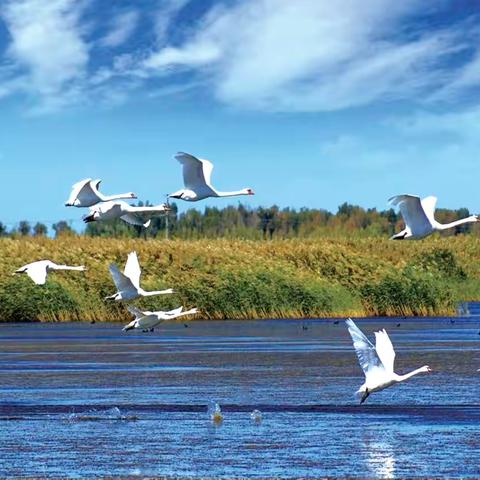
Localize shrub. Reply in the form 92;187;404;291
359;268;453;316
0;277;79;321
411;248;466;279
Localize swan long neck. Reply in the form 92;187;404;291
143;289;172;296
214;189;251;198
54;265;85;271
130;205;168;212
437;216;478;230
176;308;197;317
396;366;429;382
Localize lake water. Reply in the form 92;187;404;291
0;318;479;478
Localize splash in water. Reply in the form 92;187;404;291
66;407;138;422
250;409;262;423
208;402;223;424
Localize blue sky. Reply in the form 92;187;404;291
1;0;480;230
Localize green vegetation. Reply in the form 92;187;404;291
3;201;477;240
0;236;478;322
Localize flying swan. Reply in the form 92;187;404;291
107;251;173;301
346;318;431;404
389;194;478;239
169;152;255;201
65;178;136;207
123;305;198;332
14;260;86;285
83;200;169;227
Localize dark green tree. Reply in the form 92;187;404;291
33;222;48;236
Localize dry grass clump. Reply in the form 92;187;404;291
0;235;477;322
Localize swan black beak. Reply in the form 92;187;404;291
83;214;95;223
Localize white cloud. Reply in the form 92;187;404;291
0;0;479;114
2;0;89;101
143;42;220;70
142;0;467;111
153;0;191;44
391;107;480;142
100;10;139;48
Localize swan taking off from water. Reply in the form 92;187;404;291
346;319;431;404
65;178;136;207
169;152;255;201
122;305;198;332
14;260;86;285
389;194;478;239
107;251;173;301
83;200;169;227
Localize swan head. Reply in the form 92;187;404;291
245;188;255;195
127;192;137;199
421;365;432;373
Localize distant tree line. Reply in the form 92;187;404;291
2;202;476;239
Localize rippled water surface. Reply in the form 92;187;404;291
0;318;479;477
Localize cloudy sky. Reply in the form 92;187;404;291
1;0;480;229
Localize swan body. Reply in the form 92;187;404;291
346;318;431;403
389;194;478;239
169;152;254;201
107;251;173;301
123;305;198;332
83;200;169;227
14;260;86;285
65;178;136;207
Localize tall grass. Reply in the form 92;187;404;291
0;235;477;322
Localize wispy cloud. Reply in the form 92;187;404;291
2;0;89;110
0;0;479;114
143;0;468;111
99;10;139;48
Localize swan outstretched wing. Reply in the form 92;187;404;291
374;329;396;373
66;178;92;205
175;152;214;190
69;178;102;206
124;252;141;290
389;194;432;232
26;263;48;285
120;213;151;228
420;196;437;225
109;263;135;292
126;304;146;319
346;319;383;377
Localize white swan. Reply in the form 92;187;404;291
169;152;255;201
65;178;136;207
346;318;431;404
14;260;86;285
83;200;169;227
107;251;173;301
389;194;478;239
122;305;198;332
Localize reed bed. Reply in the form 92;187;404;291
0;235;478;322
